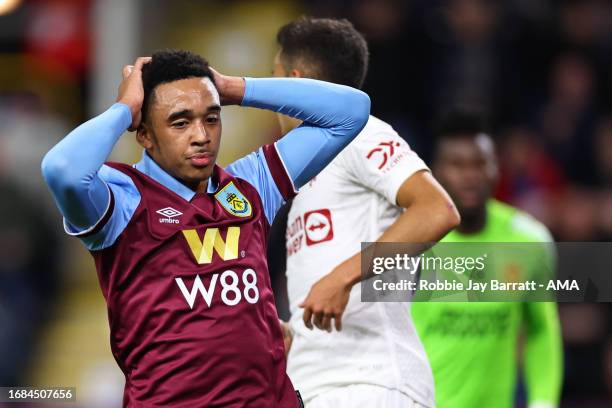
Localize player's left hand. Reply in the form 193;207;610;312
300;268;352;332
208;67;245;106
117;56;151;131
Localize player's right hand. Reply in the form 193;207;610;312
117;56;151;131
300;268;351;332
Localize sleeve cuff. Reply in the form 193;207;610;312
387;165;429;205
63;184;115;238
111;102;133;130
262;143;297;200
240;77;255;107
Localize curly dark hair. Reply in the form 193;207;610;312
436;106;491;139
141;49;214;121
277;16;369;89
432;106;492;161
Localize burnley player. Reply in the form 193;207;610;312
41;50;370;407
412;109;563;408
274;18;459;407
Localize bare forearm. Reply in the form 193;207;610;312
339;176;459;287
339;204;458;286
381;201;458;243
299;171;459;332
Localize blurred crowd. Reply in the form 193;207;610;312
0;0;611;406
301;0;612;405
309;0;612;243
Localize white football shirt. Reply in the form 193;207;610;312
285;116;435;407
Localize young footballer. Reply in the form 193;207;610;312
41;50;370;407
274;18;460;407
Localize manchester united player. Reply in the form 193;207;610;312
41;50;370;407
274;18;459;407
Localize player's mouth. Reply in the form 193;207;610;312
458;187;483;207
188;152;213;168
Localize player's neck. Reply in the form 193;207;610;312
456;208;487;235
195;178;209;194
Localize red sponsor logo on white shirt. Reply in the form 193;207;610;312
366;140;401;169
286;208;335;257
304;209;333;246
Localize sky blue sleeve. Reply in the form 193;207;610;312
226;149;283;225
241;77;370;189
41;103;139;250
63;165;141;251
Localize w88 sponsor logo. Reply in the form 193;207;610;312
175;269;259;309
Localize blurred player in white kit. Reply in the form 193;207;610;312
273;17;460;408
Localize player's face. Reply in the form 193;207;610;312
433;134;497;215
138;77;222;192
272;50;302;134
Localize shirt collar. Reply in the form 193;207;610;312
133;150;218;201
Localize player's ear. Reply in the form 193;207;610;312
136;121;154;149
289;68;302;78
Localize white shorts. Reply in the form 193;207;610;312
305;384;427;408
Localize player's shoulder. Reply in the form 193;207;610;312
355;115;399;142
341;115;402;158
218;164;261;197
99;163;139;188
362;114;396;133
489;200;553;242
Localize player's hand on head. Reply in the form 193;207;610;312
117;56;151;131
209;66;245;106
300;268;352;332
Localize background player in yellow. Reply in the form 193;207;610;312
412;108;563;408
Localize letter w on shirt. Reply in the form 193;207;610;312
182;227;240;264
175;274;218;309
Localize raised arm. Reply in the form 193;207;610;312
41;57;149;230
215;71;371;189
299;132;460;332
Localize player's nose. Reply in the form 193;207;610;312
190;121;209;145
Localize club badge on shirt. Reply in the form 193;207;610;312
215;181;252;218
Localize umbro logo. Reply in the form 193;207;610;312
156;207;183;224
